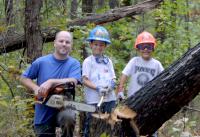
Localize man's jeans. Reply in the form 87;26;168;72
83;101;116;137
34;116;57;137
34;109;76;137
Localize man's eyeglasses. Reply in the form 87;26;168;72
137;44;154;51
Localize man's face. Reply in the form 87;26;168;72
90;40;106;56
54;32;72;56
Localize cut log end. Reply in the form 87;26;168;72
91;105;137;127
91;105;137;120
114;105;137;119
91;113;110;119
90;105;139;136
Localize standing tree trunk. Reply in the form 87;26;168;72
89;42;200;136
62;0;67;15
109;0;119;9
122;0;132;6
133;0;138;4
25;0;43;63
5;0;15;33
70;0;78;19
155;16;166;43
97;0;105;9
81;0;94;57
82;0;94;16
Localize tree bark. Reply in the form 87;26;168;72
122;0;132;6
70;0;78;19
133;0;138;4
62;0;67;15
25;0;43;63
0;0;163;54
109;0;119;9
155;18;166;43
5;0;15;33
97;0;105;9
89;42;200;136
82;0;94;16
70;0;163;26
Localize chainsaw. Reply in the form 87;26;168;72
36;82;96;113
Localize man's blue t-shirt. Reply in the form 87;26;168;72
22;54;81;125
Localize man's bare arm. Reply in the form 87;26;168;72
48;78;78;86
20;76;39;95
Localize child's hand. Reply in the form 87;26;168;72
96;86;109;96
117;91;125;100
110;80;116;89
105;80;116;92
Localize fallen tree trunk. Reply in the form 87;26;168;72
68;0;163;26
0;0;163;54
89;42;200;136
0;27;59;55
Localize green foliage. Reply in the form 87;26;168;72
100;132;110;137
0;51;35;136
0;96;34;136
105;19;136;77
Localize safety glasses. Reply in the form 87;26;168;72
137;44;154;51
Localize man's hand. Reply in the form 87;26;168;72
37;80;53;97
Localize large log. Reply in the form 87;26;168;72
68;0;163;26
0;0;163;54
0;27;59;55
89;43;200;136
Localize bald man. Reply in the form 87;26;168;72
20;31;81;137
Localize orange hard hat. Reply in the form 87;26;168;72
134;31;156;49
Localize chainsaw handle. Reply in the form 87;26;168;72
34;87;63;103
34;95;46;104
35;82;75;104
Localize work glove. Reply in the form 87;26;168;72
110;80;116;89
96;86;109;96
117;91;125;100
106;80;116;92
